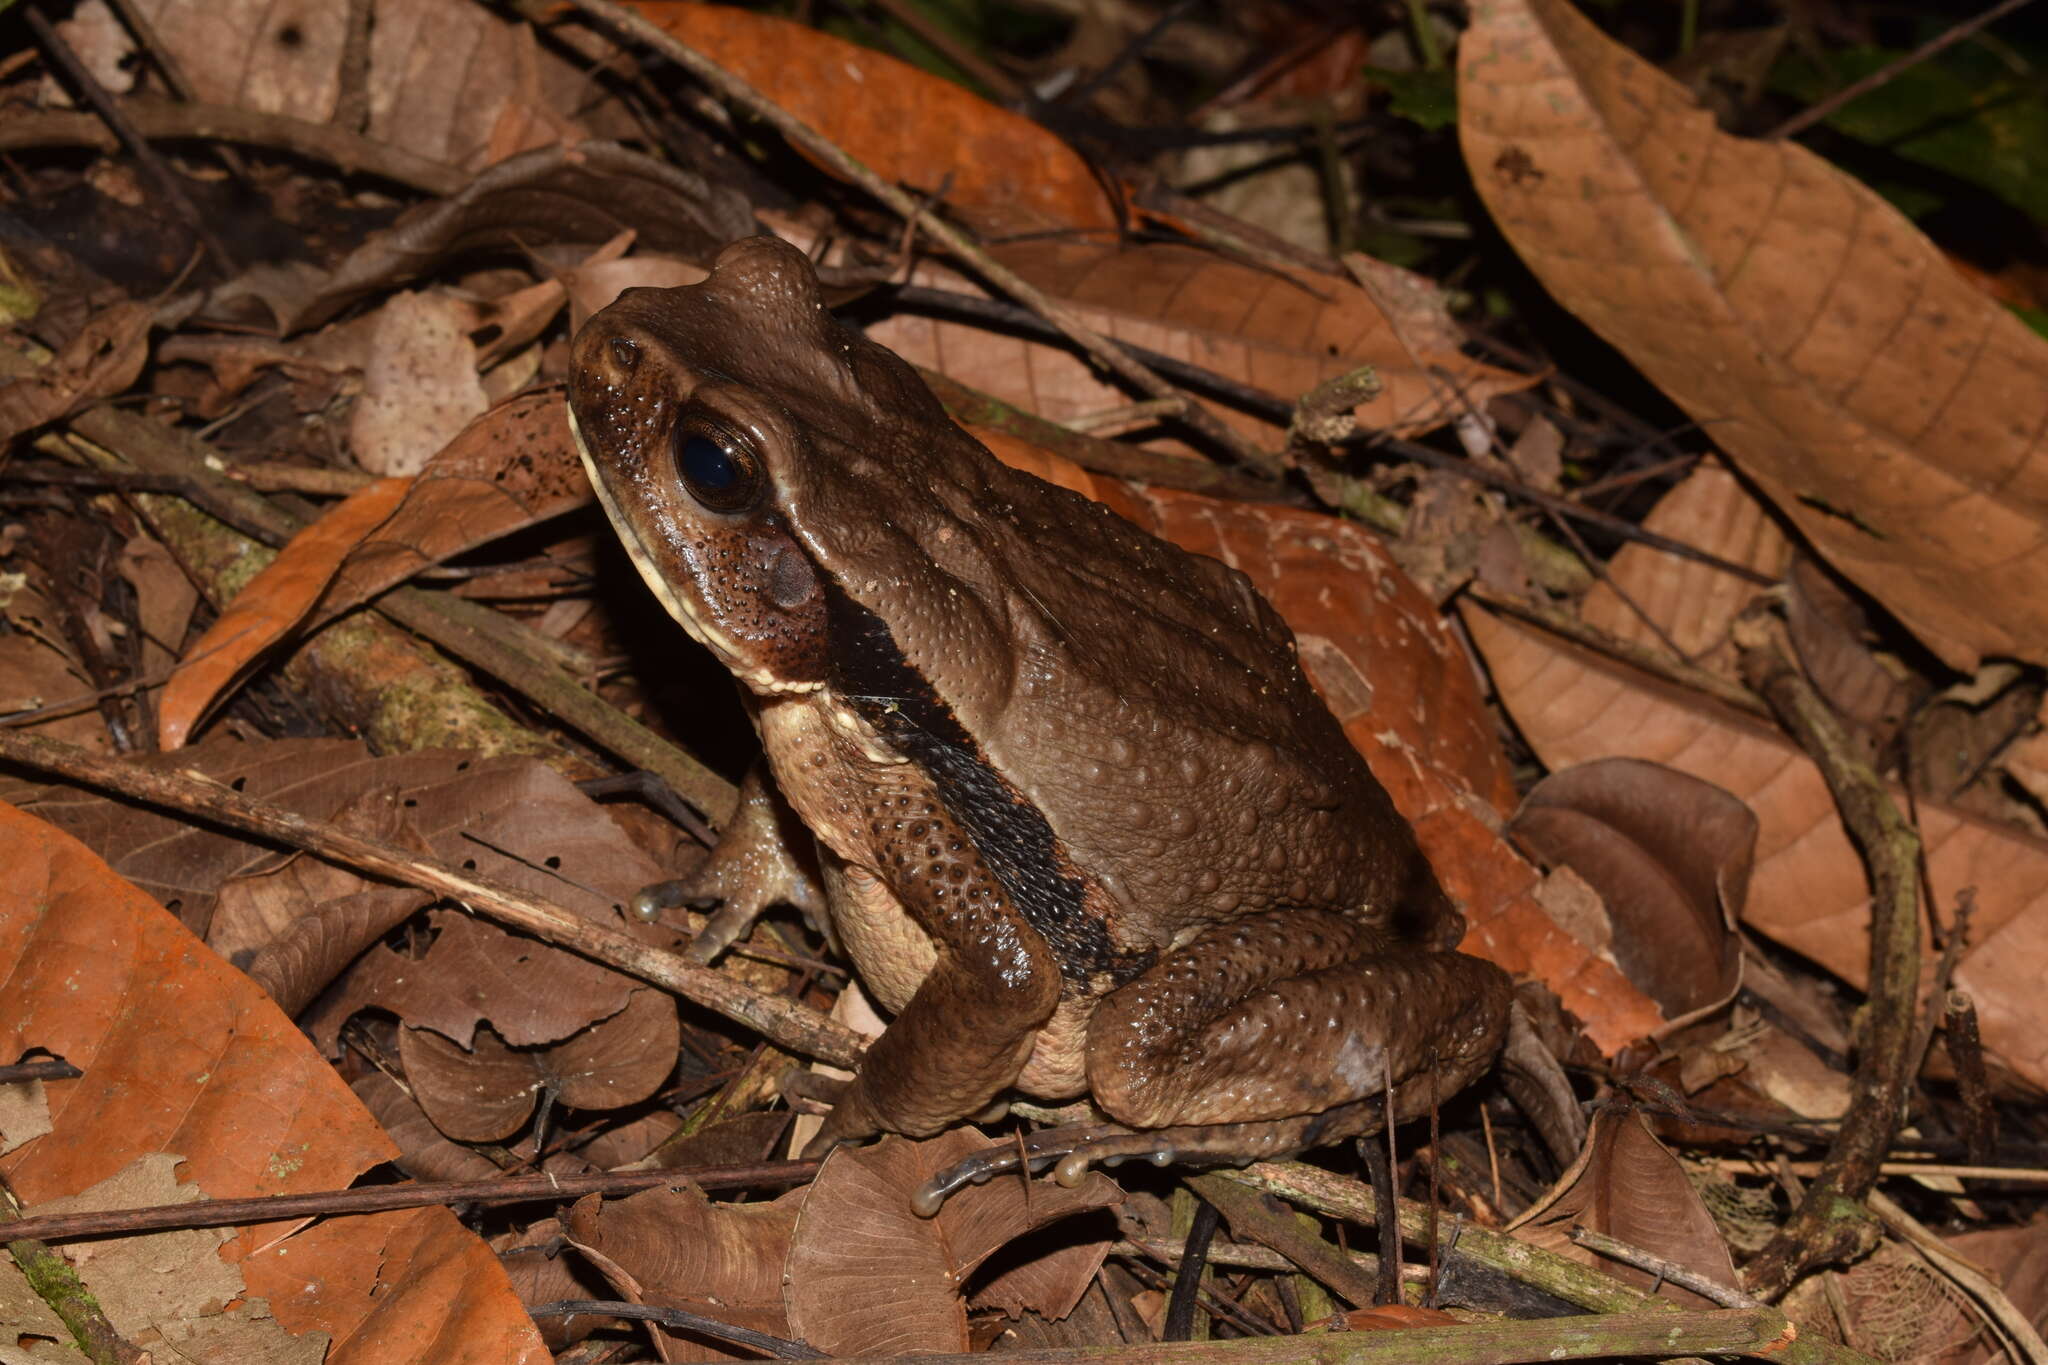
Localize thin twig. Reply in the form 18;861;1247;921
98;0;249;181
1735;614;1923;1298
0;100;465;194
1570;1227;1763;1309
1767;0;2041;141
0;1161;815;1246
530;1300;824;1358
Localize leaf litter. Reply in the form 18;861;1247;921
4;0;2048;1358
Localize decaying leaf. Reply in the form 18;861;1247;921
0;300;151;445
1466;522;2048;1091
1510;758;1752;1018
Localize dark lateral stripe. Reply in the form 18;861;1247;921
824;580;1121;982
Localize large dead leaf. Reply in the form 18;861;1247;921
1461;0;2048;670
1;1154;321;1363
0;799;546;1361
637;3;1117;236
872;241;1535;446
1463;463;2048;1089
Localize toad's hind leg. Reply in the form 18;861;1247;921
1086;909;1511;1133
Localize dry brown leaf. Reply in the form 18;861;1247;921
568;1179;801;1362
0;1154;320;1363
1510;758;1751;1018
351;1071;503;1183
873;241;1534;448
1464;466;2048;1089
0;738;451;935
302;754;676;1052
639;3;1117;236
785;1132;1120;1354
0;800;546;1361
58;0;624;172
0;300;151;444
398;988;679;1141
1514;1102;1740;1307
1461;0;2048;670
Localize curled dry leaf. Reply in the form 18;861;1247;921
1510;757;1752;1018
872;241;1535;448
0;800;546;1361
566;1131;1119;1360
785;1132;1120;1354
398;989;680;1142
351;1071;503;1183
1514;1101;1741;1308
1461;0;2048;670
1464;467;2048;1089
639;3;1117;237
304;754;677;1049
568;1179;801;1362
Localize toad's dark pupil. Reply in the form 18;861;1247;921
682;434;738;492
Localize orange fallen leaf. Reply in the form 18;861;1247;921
634;2;1117;236
159;392;579;749
0;800;545;1360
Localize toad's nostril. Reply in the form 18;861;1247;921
609;337;640;371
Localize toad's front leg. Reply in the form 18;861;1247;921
800;799;1061;1157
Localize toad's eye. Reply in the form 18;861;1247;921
675;422;764;513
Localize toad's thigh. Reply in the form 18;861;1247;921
1086;910;1509;1128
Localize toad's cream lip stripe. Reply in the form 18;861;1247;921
569;404;817;697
